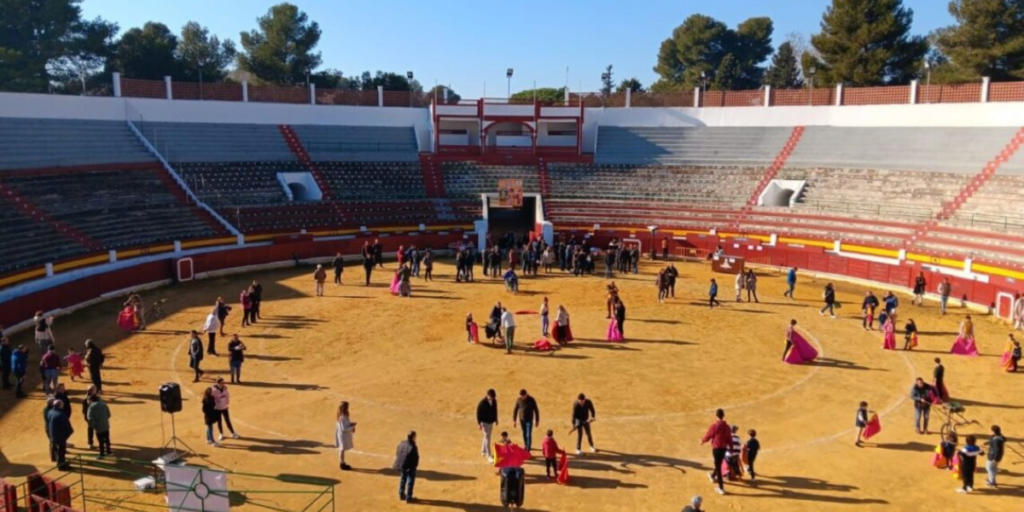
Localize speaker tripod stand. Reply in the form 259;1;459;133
160;412;197;464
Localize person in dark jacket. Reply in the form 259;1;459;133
910;378;934;434
47;400;73;469
394;431;419;502
332;253;345;285
0;336;12;390
372;239;384;269
572;393;597;455
476;389;498;462
188;331;204;382
202;387;220;446
862;291;880;330
215;297;230;337
708;279;721;309
512;389;540;451
12;344;28;398
250;280;263;320
362;242;375;286
820;283;837;318
614;298;627;339
53;383;71;419
913;272;927;306
84;339;104;392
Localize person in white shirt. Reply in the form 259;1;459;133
734;272;744;302
1014;294;1024;331
500;308;516;354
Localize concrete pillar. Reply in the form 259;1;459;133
419;223;426;232
377;85;384;107
835;84;843;106
174;241;182;253
898;248;906;261
768;233;778;246
237;233;245;246
242;81;249;102
112;72;122;97
833;240;841;252
764;85;771;107
109;250;117;263
981;77;990;103
694;87;701;108
910;79;918;104
964;258;973;273
309;83;316;105
45;263;54;277
165;76;173;100
625;88;631;108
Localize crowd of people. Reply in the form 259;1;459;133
4;232;1022;510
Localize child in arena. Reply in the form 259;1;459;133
64;348;84;382
744;429;760;481
726;425;743;480
855;401;869;446
542;430;565;479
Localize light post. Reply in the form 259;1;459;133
407;71;414;107
808;66;817;106
506;68;514;100
699;71;707;107
924;61;932;103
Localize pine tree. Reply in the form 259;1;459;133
764;42;804;88
653;14;773;91
933;0;1024;81
806;0;928;86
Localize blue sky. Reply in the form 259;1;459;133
81;0;954;97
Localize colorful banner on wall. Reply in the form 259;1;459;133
497;179;523;208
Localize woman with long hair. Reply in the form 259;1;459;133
202;387;219;447
335;401;356;470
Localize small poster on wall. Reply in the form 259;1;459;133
497;179;523;208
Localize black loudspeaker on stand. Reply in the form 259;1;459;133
159;383;193;462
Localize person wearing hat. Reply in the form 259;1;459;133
681;495;703;511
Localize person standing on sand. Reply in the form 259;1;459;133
913;272;927;306
211;378;239;441
250;280;263;321
373;239;384;269
216;297;230;337
335;401;356;471
700;408;730;495
202;387;219;447
84;340;103;392
227;334;246;384
87;393;112;459
501;308;516;354
708;279;721;309
202;307;221;356
332;253;345;285
745;269;759;303
239;288;252;328
314;265;327;297
188;330;205;382
734;271;744;302
784;267;798;299
394;431;419;503
477;389;498;463
540;297;550;337
939;278;952;315
362;242;375;286
513;389;540;451
572;393;597;455
12;344;28;398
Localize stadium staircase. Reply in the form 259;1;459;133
418;154;446;198
730;126;805;230
278;124;348;224
906;126;1024;248
150;166;230;234
0;174;101;252
537;159;552;197
277;125;334;201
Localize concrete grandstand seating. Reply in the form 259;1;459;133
548;164;760;207
176;162;301;206
785;127;1019;173
0;118;153;170
441;163;541;199
0;200;88;272
775;168;970;219
595;127;791;166
2;168;220;251
292;125;419;162
139;122;294;162
951;175;1024;230
319;162;427;201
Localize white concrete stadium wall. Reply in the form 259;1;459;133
0;92;432;151
583;102;1024;152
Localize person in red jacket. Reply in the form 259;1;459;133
542;429;565;478
700;408;731;495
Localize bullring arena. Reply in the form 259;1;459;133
3;58;1024;512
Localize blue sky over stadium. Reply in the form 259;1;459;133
82;0;954;97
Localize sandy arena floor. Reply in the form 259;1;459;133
1;259;1022;511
